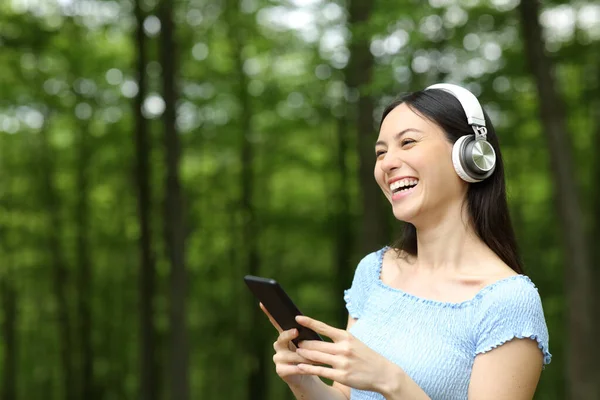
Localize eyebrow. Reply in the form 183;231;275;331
375;128;421;147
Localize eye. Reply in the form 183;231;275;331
401;138;416;147
375;150;386;158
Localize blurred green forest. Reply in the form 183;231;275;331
0;0;599;399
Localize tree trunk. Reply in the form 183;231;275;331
75;119;93;400
1;279;17;400
134;0;159;399
346;0;389;255
158;0;189;399
224;2;267;398
592;45;600;387
333;110;354;327
518;2;597;399
241;90;266;400
40;122;76;400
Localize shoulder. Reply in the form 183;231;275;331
476;275;542;310
344;246;388;319
473;275;551;365
468;276;551;398
473;275;545;324
353;246;387;277
458;255;523;304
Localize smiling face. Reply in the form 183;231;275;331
374;103;468;225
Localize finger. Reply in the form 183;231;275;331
295;315;345;341
274;329;298;351
296;348;339;367
296;364;340;382
297;339;338;353
273;350;314;365
260;302;283;333
276;364;303;377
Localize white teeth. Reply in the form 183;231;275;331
389;178;418;192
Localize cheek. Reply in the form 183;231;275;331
425;154;463;193
418;146;455;184
373;160;383;178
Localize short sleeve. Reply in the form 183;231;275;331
474;276;552;365
343;250;381;319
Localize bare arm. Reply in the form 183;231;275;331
467;338;543;400
287;376;348;400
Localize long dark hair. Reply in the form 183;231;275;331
380;88;524;274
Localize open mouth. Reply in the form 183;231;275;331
390;178;418;195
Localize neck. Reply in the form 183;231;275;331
411;201;488;271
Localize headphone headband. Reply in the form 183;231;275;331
425;83;496;183
425;83;486;127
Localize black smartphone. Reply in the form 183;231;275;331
243;275;323;346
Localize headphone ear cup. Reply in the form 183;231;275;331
452;135;481;183
464;139;496;179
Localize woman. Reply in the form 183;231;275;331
260;83;551;399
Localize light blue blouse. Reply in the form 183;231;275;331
344;247;551;400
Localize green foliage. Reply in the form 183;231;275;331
0;0;598;399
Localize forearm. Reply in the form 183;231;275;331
288;376;348;400
379;366;431;400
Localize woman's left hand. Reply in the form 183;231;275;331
293;315;403;394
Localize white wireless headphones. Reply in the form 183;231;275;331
425;83;496;183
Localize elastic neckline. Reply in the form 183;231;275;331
373;246;534;309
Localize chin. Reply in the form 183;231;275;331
391;205;419;224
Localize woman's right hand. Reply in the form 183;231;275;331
259;303;315;387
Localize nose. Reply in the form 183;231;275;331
379;150;403;174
